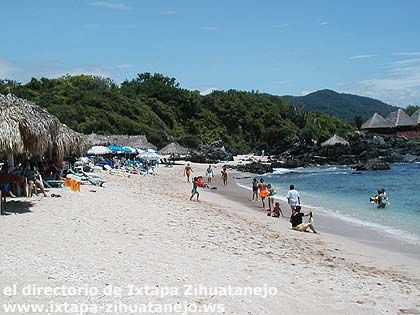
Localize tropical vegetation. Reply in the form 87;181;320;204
0;73;353;153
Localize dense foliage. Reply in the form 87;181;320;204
406;105;420;116
283;89;397;121
0;74;352;153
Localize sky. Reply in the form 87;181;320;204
0;0;420;106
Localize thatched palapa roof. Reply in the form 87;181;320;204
84;133;157;150
160;142;189;155
321;135;350;147
361;113;393;129
0;94;85;159
411;109;420;125
386;109;416;127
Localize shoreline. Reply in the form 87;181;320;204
1;162;420;313
201;167;420;276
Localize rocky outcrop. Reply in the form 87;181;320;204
235;162;273;174
271;133;420;170
190;140;234;163
354;158;391;171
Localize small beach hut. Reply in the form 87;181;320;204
0;93;84;159
361;113;393;130
321;135;350;147
386;109;416;127
160;142;189;155
411;109;420;125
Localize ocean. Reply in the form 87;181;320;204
237;163;420;245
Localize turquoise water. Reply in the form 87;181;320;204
240;163;420;244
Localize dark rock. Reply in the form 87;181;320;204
190;140;234;164
235;162;273;174
354;158;390;171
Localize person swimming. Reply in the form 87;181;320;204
370;188;388;208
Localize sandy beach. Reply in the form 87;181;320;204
1;162;420;315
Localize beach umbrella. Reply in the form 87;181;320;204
87;146;112;155
0;93;84;159
136;151;160;160
122;146;136;154
107;145;124;153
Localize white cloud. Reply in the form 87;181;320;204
320;21;328;26
345;58;420;106
194;87;217;95
91;1;131;10
392;51;420;57
0;58;113;82
0;59;21;78
349;54;378;60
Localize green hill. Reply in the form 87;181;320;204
282;89;397;121
0;74;352;153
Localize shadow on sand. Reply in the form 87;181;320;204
1;200;34;215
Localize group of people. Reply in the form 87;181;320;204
252;178;317;233
0;159;49;198
185;164;229;201
183;163;318;234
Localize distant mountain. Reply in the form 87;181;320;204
282;89;398;121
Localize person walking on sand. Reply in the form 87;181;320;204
206;165;214;183
258;178;268;209
184;163;193;183
190;177;200;201
252;178;259;201
287;184;300;213
222;169;228;186
290;205;317;233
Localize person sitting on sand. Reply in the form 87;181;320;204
258;178;268;209
287;184;300;213
23;160;47;197
273;202;283;217
190;177;199;201
184;164;193;183
267;202;283;217
206;165;214;183
290;205;317;233
252;178;259;201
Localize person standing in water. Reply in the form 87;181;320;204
206;165;214;183
190;177;199;201
252;178;259;201
184;163;193;183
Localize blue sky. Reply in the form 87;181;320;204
0;0;419;106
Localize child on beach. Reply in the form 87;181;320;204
190;177;199;201
184;164;193;183
252;178;258;201
267;202;283;217
222;170;228;186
